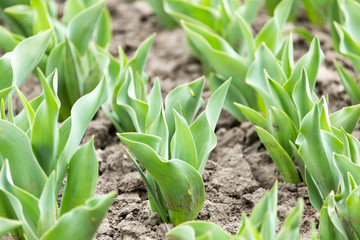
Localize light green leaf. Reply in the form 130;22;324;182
0;121;47;197
234;103;267;129
346;186;360;237
60;138;98;215
167;221;231;240
31;69;59;175
67;0;105;55
56;78;108;192
119;133;205;226
255;126;300;183
37;172;56;236
40;192;116;240
0;217;22;238
11;29;53;88
330;105;360;134
171;110;198;168
334;60;360;104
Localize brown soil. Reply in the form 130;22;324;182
7;0;359;239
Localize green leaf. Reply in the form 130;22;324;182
319;193;349;240
297;101;340;198
268;106;299;155
276;199;304;240
60;138;98;215
67;0;105;55
330;105;360;134
255;0;294;53
250;181;278;239
0;161;40;238
167;221;231;240
291;69;316;120
164;0;220;30
0;217;22;238
55;78;108;192
31;0;52;34
119;133;205;226
37;172;56;236
0;53;14;91
127;34;155;83
0;121;47;197
0;25;22;51
334;60;360;104
40;192;116;240
94;9;112;48
165;77;204;138
267;77;299;126
11;29;53;88
346;186;360;237
31;69;59;175
171;110;198;168
284;36;324;95
233;13;255;63
246;44;286;110
255;126;300;183
234;103;267;128
191;79;230;173
147;0;177;28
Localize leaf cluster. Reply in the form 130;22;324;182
0;70;116;239
0;0;112;120
167;182;306;240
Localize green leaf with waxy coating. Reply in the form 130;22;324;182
234;103;267;129
11;29;52;88
0;26;22;52
0;217;22;238
276;199;304;240
333;154;360;199
330;104;360;134
67;0;105;55
0;121;47;197
94;9;112;49
60;138;98;216
0;53;14;92
268;77;299;127
255;126;300;183
40;192;116;240
171;110;198;168
0;161;39;239
246;44;286;110
297;100;340;199
255;0;294;53
164;0;220;31
167;221;232;240
292;69;315;120
31;0;52;34
55;78;108;193
233;13;255;63
127;34;155;85
147;0;177;28
284;36;324;95
250;181;279;239
335;22;360;74
119;133;205;226
181;20;254;112
191;78;230;173
31;69;59;175
268;106;298;155
165;76;204;138
346;186;360;237
319;192;349;240
334;60;360;104
37;172;56;236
